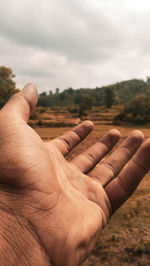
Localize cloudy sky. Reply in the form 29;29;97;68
1;0;150;93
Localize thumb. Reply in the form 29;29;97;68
1;83;38;122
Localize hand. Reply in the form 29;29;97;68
0;84;150;266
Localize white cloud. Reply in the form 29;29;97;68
0;0;150;92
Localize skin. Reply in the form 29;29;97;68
0;84;150;266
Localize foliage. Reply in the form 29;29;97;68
77;95;93;118
55;88;59;94
67;87;74;94
39;91;47;96
114;94;150;124
38;78;150;108
115;79;148;104
146;76;150;84
67;95;94;118
0;66;18;108
67;107;78;113
1;64;150;112
104;87;115;108
49;90;53;95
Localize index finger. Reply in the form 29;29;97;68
45;120;94;156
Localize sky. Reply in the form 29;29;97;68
1;0;150;93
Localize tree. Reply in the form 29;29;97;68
104;87;115;108
0;66;17;108
146;76;150;84
67;87;74;94
49;90;53;96
55;88;59;94
114;94;150;124
77;95;93;118
59;92;66;100
39;92;47;96
74;94;82;105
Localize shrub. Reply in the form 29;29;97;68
114;94;150;124
67;107;78;113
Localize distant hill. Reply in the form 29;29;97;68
38;79;150;107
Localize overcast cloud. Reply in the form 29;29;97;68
1;0;150;93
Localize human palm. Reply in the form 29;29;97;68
0;84;150;266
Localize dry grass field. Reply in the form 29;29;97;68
32;106;150;265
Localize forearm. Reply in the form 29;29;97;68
0;209;51;266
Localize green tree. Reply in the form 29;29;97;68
0;66;17;108
104;87;115;108
146;76;150;84
39;91;47;96
59;92;66;100
114;94;150;124
55;88;59;94
78;95;93;118
74;94;82;105
49;90;53;96
67;87;74;94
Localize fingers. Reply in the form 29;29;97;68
70;129;121;173
1;83;38;122
47;120;94;156
89;130;144;186
105;138;150;213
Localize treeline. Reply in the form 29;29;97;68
38;78;150;124
1;65;150;124
38;79;150;108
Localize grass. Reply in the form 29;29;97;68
83;193;150;266
34;121;150;266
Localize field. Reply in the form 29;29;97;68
33;107;150;266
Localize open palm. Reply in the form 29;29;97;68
0;84;150;266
